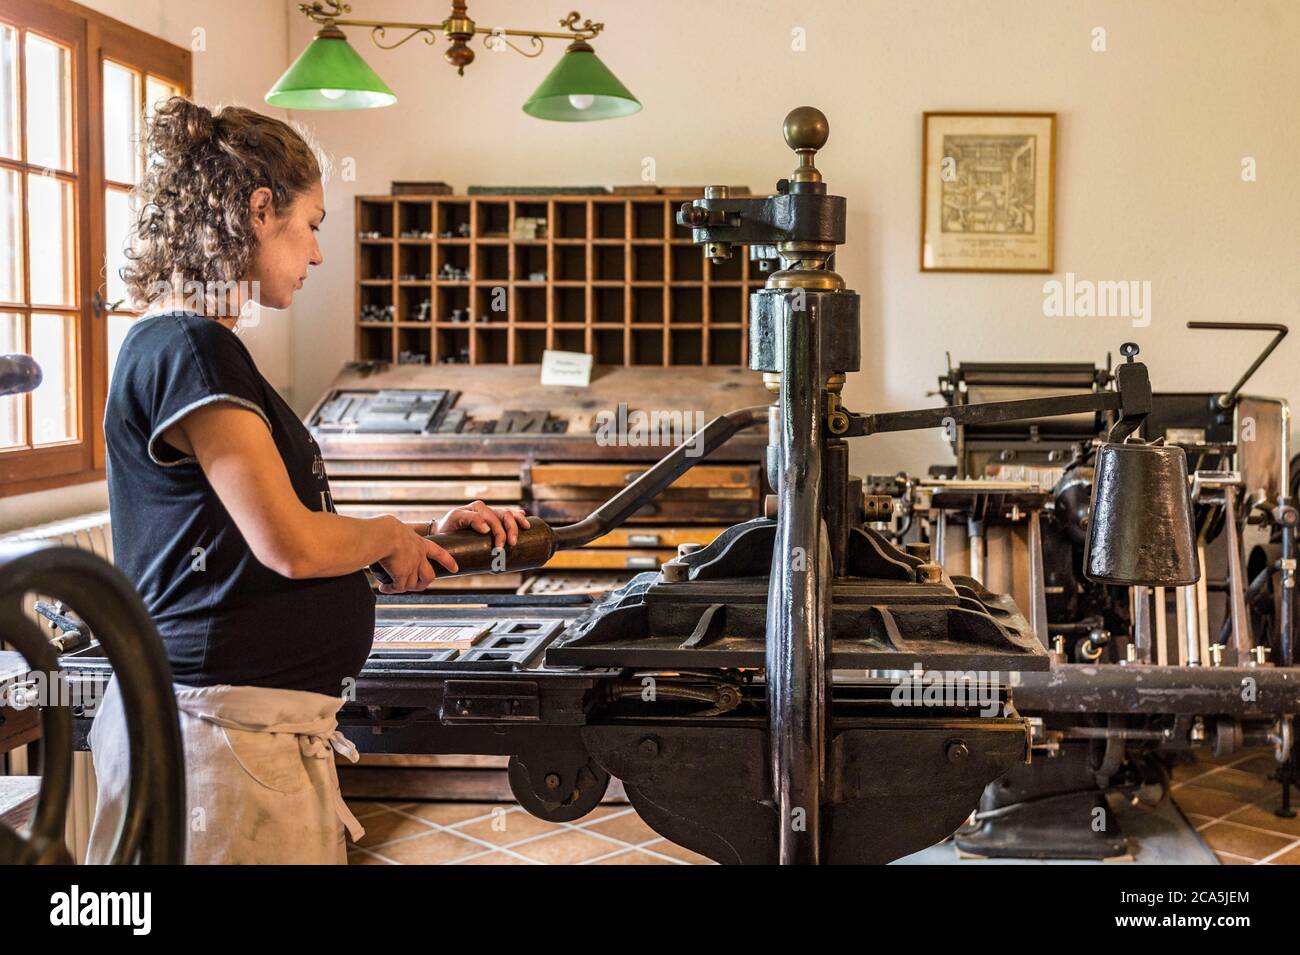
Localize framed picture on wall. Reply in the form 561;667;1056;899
920;112;1056;273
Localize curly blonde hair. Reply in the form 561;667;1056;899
122;97;325;309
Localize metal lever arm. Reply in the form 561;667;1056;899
369;405;770;583
553;405;769;548
1187;321;1288;409
841;358;1152;443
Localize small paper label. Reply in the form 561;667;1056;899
540;349;593;387
1165;428;1206;446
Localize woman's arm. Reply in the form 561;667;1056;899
163;402;456;592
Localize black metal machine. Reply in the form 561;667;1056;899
351;107;1200;864
920;324;1300;859
27;110;1223;864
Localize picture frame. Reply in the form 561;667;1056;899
920;112;1056;273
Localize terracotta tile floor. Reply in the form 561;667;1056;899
1170;747;1300;865
347;747;1299;864
345;801;716;865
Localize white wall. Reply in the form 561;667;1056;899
6;0;1298;528
286;0;1299;479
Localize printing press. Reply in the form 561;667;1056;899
904;324;1300;858
6;108;1298;866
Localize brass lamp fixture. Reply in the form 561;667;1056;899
267;0;640;121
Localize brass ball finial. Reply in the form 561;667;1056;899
783;106;829;153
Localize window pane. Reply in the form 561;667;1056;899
105;187;130;304
0;26;17;161
107;313;133;386
0;168;20;302
103;61;141;184
0;312;24;448
24;34;72;172
30;311;75;444
27;172;74;305
145;76;176;115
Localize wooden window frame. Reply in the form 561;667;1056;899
0;0;191;496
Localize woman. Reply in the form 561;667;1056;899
86;97;527;864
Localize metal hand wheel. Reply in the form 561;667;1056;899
508;752;610;823
0;545;185;864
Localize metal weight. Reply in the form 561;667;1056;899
1084;440;1200;586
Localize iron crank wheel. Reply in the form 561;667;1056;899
0;545;185;864
507;752;610;822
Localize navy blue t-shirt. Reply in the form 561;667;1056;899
105;311;374;695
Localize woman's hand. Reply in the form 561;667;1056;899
375;515;458;594
436;501;530;548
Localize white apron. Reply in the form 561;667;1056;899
86;676;365;864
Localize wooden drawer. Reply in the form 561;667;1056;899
534;499;756;524
330;479;521;502
547;526;728;571
543;549;673;571
426;573;522;590
530;484;756;501
326;459;520;478
338;505;527;524
337;505;442;522
532;463;756;490
585;526;728;548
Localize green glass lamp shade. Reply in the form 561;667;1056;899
522;42;640;122
266;28;397;110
